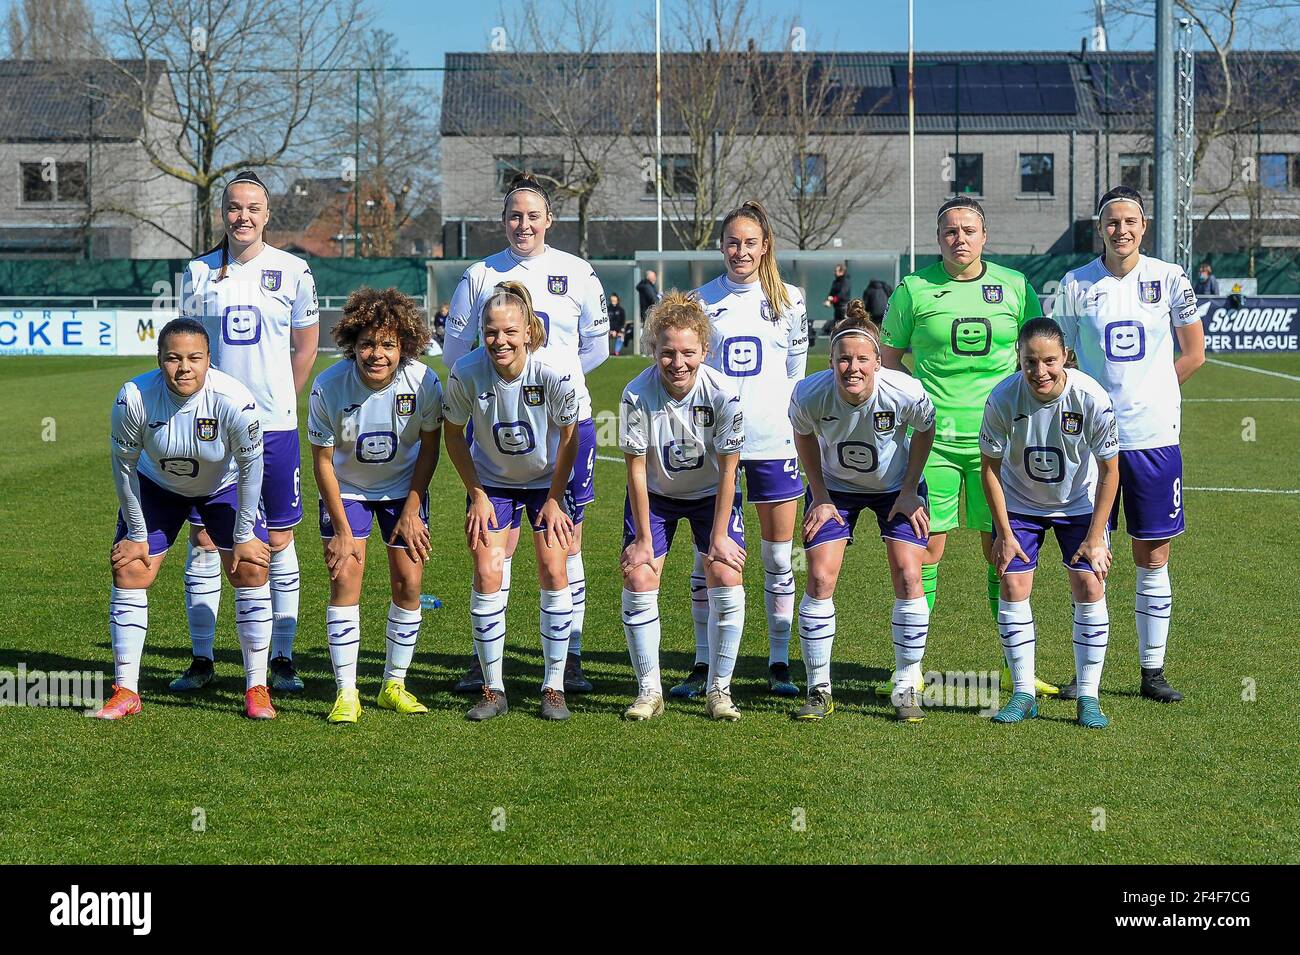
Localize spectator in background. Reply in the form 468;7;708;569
637;270;660;320
1194;262;1216;297
608;293;628;355
432;303;450;347
822;262;851;340
864;278;893;323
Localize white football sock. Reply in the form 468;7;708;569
690;552;709;665
761;539;795;666
798;593;835;691
109;586;147;692
384;602;422;683
269;540;300;660
471;556;512;655
326;604;361;690
707;585;745;693
1073;598;1110;698
184;546;221;660
566;552;586;656
891;596;930;691
997;598;1036;696
539;588;573;691
471;589;507;691
234;583;273;690
621;588;661;695
1136;565;1172;669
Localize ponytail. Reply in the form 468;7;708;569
485;280;547;352
722;199;792;320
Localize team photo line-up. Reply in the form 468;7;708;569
98;168;1204;728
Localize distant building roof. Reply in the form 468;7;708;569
0;58;171;143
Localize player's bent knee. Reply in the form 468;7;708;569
625;566;658;592
268;529;294;552
228;565;268;589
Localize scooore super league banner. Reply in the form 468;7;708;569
1198;298;1300;353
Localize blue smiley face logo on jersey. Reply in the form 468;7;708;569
1104;320;1146;362
836;441;878;474
493;421;536;456
951;317;992;356
222;305;263;345
663;439;705;473
356;431;397;463
1023;446;1065;483
721;336;762;377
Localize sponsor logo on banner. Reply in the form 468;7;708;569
1198;298;1300;352
0;310;115;355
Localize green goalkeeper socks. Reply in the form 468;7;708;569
987;563;1000;622
921;563;938;613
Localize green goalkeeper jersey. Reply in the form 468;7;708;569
880;260;1042;447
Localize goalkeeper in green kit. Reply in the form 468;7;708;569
880;196;1059;697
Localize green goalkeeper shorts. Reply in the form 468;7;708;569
923;441;993;535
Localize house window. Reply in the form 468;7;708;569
495;155;565;195
1119;153;1154;193
793;153;827;198
1260;153;1300;191
21;161;87;203
1019;153;1054;195
645;154;696;198
948;153;983;196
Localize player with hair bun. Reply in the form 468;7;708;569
98;318;274;720
308;288;443;724
980;318;1121;728
684;199;809;700
443;281;581;722
619;291;747;721
172;169;319;696
443;173;609;698
789;301;937;721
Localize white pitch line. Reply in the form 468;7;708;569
596;453;622;464
1186;486;1300;495
1206;357;1300;382
1185;397;1300;403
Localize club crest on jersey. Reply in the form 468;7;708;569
1140;280;1162;304
874;411;896;433
547;275;568;295
1061;411;1083;435
982;284;1003;304
692;405;714;427
196;417;218;441
523;384;545;406
260;269;282;292
395;393;415;416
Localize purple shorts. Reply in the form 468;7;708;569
191;428;302;531
319;495;429;549
740;457;804;505
622;491;746;559
565;417;597;521
999;511;1103;574
802;484;929;550
1110;445;1186;541
116;474;269;557
473;485;557;533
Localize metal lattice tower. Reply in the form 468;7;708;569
1174;18;1196;272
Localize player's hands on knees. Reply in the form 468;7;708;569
231;538;271;575
465;491;498;550
539;498;574;550
621;538;657;577
802;501;844;542
707;534;746;574
889;489;930;540
110;539;152;572
324;532;362;580
1074;535;1112;583
992;533;1028;577
392;509;430;564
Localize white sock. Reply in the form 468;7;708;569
184;546;221;660
472;556;512;655
762;539;795;666
384;602;422;683
798;593;835;691
327;605;361;690
109;586;147;692
566;552;586;656
707;585;745;694
539;588;573;691
690;552;709;665
997;598;1036;696
269;540;300;660
1073;598;1110;699
1136;565;1172;669
234;583;273;690
471;589;507;691
622;588;661;695
891;596;930;691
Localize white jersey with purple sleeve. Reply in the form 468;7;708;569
181;243;319;431
307;358;442;501
979;369;1119;518
1051;254;1198;450
110;367;264;541
619;364;744;501
696;275;809;459
444;245;608;418
789;367;935;495
442;349;579;490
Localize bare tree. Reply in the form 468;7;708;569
5;0;101;57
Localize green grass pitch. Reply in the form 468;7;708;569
1;349;1297;864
